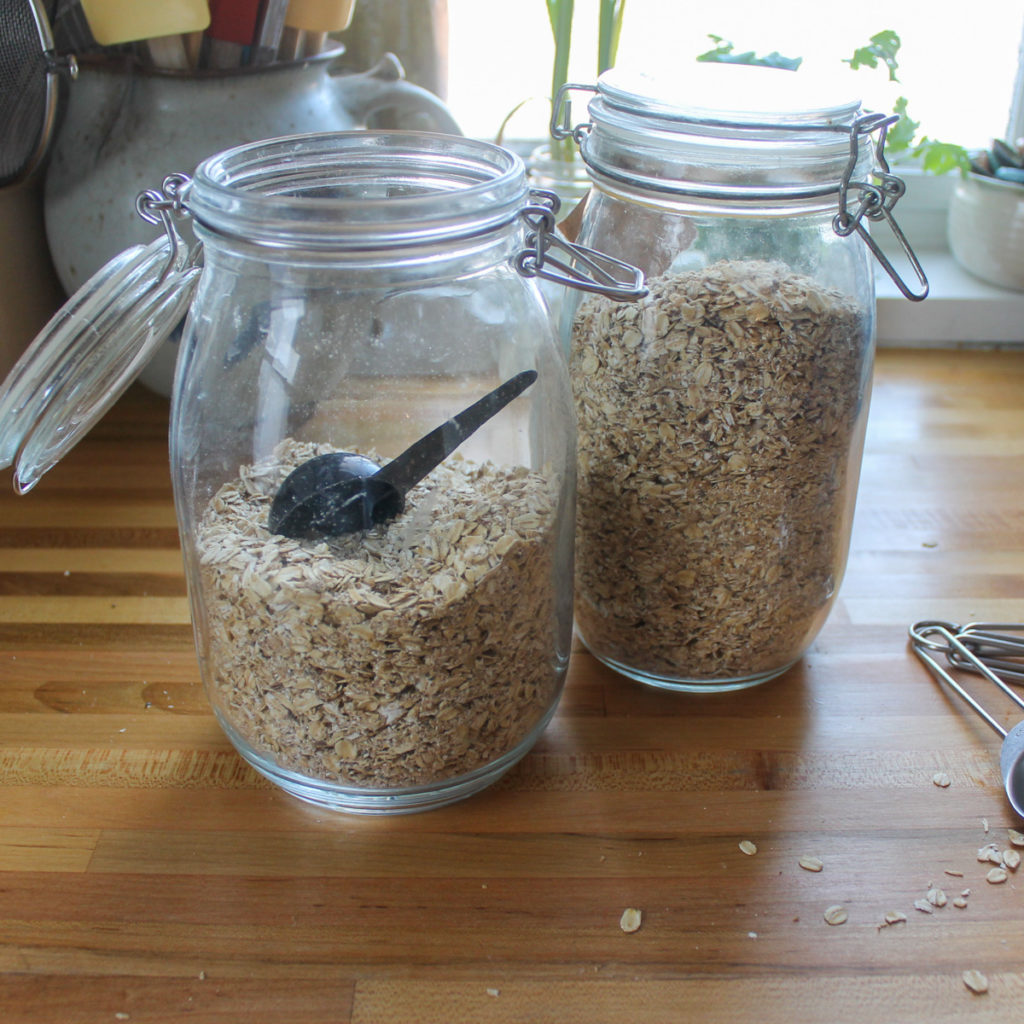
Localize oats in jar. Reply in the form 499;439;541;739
196;440;563;789
570;258;869;683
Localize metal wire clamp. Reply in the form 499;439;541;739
833;114;929;302
135;173;198;282
515;189;648;301
550;83;598;144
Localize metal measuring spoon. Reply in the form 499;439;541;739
910;620;1024;820
268;369;538;540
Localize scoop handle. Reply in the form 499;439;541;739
376;370;537;495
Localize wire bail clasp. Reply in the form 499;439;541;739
515;188;648;301
136;172;192;226
550;83;598;144
834;114;929;302
135;173;196;280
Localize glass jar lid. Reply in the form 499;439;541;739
551;65;929;300
0;230;200;493
596;64;862;129
568;63;871;201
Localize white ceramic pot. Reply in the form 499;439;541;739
947;171;1024;290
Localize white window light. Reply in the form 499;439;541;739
445;2;1024;345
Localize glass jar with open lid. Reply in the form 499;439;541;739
0;130;645;812
553;64;927;692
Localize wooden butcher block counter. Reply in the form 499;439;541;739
1;348;1023;1023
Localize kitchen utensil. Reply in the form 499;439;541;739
910;620;1024;820
205;0;263;68
251;0;289;64
942;622;1024;683
269;370;538;539
283;0;356;31
142;35;191;70
78;0;209;46
0;0;76;188
279;0;355;59
183;30;204;68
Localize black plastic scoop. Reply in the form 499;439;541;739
268;369;538;540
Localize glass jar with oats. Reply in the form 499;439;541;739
0;130;646;814
552;64;928;692
0;132;638;811
166;132;620;814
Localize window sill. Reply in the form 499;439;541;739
876;250;1024;348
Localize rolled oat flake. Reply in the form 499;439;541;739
823;905;848;926
962;969;989;995
555;62;927;691
619;907;643;933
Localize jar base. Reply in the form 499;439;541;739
588;648;797;693
216;702;560;815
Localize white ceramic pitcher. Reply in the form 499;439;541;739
44;51;460;392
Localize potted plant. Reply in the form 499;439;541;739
844;32;1024;289
946;140;1024;289
705;30;1024;290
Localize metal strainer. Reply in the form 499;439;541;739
0;0;78;188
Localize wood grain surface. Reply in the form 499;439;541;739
1;349;1023;1023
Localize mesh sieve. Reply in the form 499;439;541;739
0;0;76;188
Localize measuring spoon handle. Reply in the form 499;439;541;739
376;369;537;494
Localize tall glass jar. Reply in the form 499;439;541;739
1;130;643;812
554;65;927;692
168;132;578;813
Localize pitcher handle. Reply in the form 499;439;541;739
329;53;461;135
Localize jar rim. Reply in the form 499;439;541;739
596;64;862;128
187;130;528;250
581;64;869;201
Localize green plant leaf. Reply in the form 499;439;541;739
696;35;801;70
884;96;919;154
546;0;575;100
844;29;902;82
598;0;627;74
693;26;971;176
913;138;973;176
696;34;731;61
